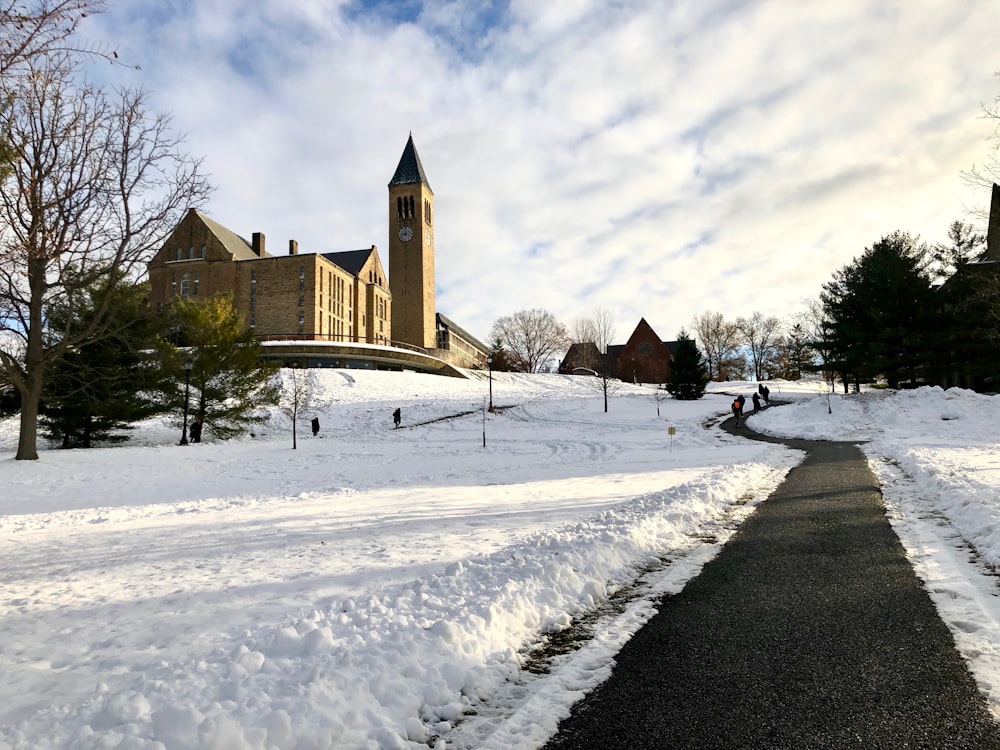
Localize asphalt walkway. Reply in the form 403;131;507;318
542;413;1000;749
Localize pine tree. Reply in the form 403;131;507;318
40;277;173;448
665;330;710;400
171;293;281;439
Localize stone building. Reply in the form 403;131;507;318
146;135;490;370
147;210;392;344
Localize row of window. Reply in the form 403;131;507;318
395;196;432;225
175;245;206;261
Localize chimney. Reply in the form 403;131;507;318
987;184;1000;261
289;239;298;256
252;232;266;257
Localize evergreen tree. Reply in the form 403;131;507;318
665;330;709;400
39;277;173;448
171;293;280;439
821;232;937;389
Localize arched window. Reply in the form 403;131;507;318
397;197;403;219
408;196;415;218
424;199;432;225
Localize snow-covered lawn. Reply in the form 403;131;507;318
1;372;998;748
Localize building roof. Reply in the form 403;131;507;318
321;248;376;276
388;133;433;192
436;312;489;353
194;209;259;260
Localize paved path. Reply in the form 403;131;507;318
543;415;1000;749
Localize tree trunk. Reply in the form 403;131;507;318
16;385;41;459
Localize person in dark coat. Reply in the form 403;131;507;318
737;394;746;413
189;419;202;443
762;385;770;404
731;398;742;427
751;392;761;413
311;416;320;436
393;408;401;429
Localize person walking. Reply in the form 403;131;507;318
189;419;202;443
762;385;771;405
751;392;761;413
393;407;401;429
731;398;742;427
311;416;320;437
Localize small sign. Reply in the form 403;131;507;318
668;426;676;435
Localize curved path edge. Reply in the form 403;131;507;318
542;410;1000;749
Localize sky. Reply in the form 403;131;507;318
2;371;1000;748
78;0;1000;344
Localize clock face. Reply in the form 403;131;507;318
398;226;413;242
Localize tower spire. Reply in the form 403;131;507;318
388;133;432;192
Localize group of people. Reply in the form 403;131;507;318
731;384;771;427
309;408;402;437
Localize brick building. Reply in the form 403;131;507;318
146;135;490;370
561;318;677;384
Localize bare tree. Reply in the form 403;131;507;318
795;298;834;386
569;317;598;346
0;57;211;459
736;311;784;382
489;309;570;373
963;72;1000;209
277;368;319;450
588;306;619;412
1;1;126;79
692;311;739;381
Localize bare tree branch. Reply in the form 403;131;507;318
0;55;211;459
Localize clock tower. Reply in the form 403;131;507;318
388;133;436;350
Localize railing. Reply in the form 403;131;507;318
253;333;429;355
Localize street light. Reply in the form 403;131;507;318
179;354;193;445
487;354;494;412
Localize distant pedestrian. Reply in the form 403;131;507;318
311;416;320;437
752;392;761;413
189;419;202;443
393;407;401;429
737;394;746;413
758;383;765;397
732;398;742;427
762;385;771;405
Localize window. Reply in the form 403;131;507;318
170;274;176;297
193;271;200;295
298;310;304;334
175;248;182;261
424;199;432;225
298;294;304;307
189;246;195;260
250;313;255;328
180;273;190;296
299;265;305;291
201;245;207;258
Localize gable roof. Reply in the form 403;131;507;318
388;133;432;192
194;209;259;260
322;248;377;276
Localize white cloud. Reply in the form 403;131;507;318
81;0;1000;344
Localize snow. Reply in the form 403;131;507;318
0;372;999;748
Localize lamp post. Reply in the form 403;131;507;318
179;354;193;445
487;355;494;412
